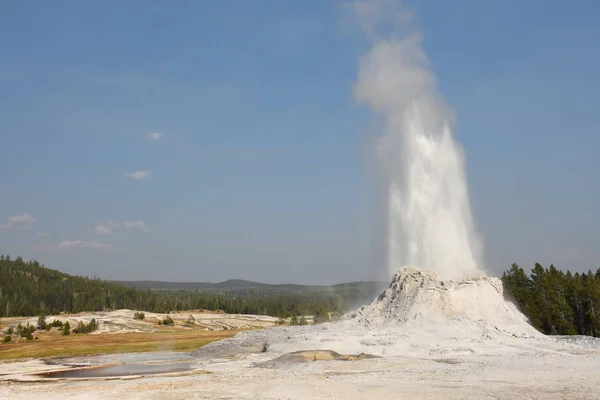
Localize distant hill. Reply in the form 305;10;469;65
116;278;384;293
114;279;297;290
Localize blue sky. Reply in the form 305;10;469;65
1;0;599;283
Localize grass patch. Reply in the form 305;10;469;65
0;329;240;361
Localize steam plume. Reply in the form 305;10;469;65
352;0;485;280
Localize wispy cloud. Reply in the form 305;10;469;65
37;231;51;238
94;220;148;235
0;213;37;229
124;170;152;180
57;240;110;250
94;225;112;235
149;132;163;141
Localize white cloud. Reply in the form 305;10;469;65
37;231;51;238
94;220;148;235
94;225;112;235
57;240;110;250
149;132;163;141
0;213;37;229
122;220;147;229
124;170;152;180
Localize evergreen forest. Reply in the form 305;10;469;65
502;263;600;337
0;255;378;319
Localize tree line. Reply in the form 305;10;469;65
502;263;600;337
0;255;375;319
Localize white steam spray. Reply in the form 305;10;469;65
352;0;484;280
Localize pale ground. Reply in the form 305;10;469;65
1;309;281;335
1;326;599;399
1;271;599;399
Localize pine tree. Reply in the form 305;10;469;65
63;322;71;336
37;314;47;330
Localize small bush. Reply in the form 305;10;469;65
37;315;47;330
24;332;33;340
74;321;86;334
133;312;145;320
7;327;14;335
20;324;35;338
50;319;63;328
72;319;98;334
161;316;174;326
3;335;10;343
62;322;71;336
185;315;195;326
313;308;331;324
88;318;98;332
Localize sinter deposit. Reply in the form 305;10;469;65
350;267;540;339
193;267;545;363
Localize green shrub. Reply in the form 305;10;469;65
20;324;35;337
62;322;71;336
313;308;331;324
161;316;174;326
133;312;145;320
50;319;63;328
3;335;10;343
74;321;86;334
88;318;98;332
37;314;47;330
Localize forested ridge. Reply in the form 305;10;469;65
0;255;379;319
502;263;600;337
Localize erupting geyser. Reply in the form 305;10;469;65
353;1;484;280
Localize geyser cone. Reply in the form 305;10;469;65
351;267;541;339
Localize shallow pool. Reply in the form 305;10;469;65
38;361;193;378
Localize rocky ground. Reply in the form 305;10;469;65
1;330;599;399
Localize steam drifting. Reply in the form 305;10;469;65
352;0;484;280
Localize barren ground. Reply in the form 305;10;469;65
2;323;599;399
